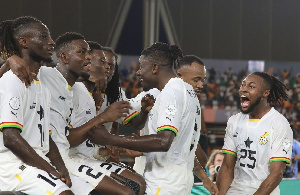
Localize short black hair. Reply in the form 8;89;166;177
177;55;204;70
141;42;183;70
54;32;85;58
0;16;41;59
87;41;102;52
252;71;288;105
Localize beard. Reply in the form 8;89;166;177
80;71;90;81
241;96;262;114
30;50;53;64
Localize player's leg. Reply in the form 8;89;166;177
98;162;146;195
95;175;135;195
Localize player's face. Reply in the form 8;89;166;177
177;62;206;97
67;39;91;78
103;51;116;82
214;154;224;166
26;23;54;63
136;55;157;91
88;49;107;81
239;74;266;114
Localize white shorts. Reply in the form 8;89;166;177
145;164;193;195
65;155;125;187
0;162;69;195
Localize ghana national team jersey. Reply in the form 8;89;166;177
144;78;201;195
0;70;51;161
69;82;96;159
39;66;73;157
98;87;127;132
222;107;293;195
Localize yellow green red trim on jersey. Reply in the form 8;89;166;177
222;149;237;157
49;130;52;136
69;124;73;129
68;85;72;90
122;111;139;127
262;132;270;137
0;122;23;132
270;157;290;164
249;119;260;121
157;125;178;135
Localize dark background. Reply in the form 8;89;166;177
1;0;300;62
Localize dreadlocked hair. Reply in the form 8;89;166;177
55;32;85;59
0;16;41;60
252;71;288;105
101;46;121;105
141;42;183;71
87;41;102;52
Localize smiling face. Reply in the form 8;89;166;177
136;55;158;91
239;74;269;114
177;62;206;97
66;39;91;78
25;22;54;63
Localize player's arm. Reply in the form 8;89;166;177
216;154;236;195
1;55;33;86
195;143;207;167
253;161;286;195
68;100;131;147
193;157;218;195
3;128;60;178
46;136;72;187
128;94;155;130
88;126;175;152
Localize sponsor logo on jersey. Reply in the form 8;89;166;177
19;165;26;171
11;111;18;118
30;102;36;109
187;89;197;98
9;97;20;110
258;132;269;145
86;109;92;114
282;138;292;154
58;96;66;101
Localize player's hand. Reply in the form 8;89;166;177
141;94;155;113
89;64;107;92
100;101;132;122
7;55;34;87
88;126;112;146
202;177;219;195
117;147;143;158
93;88;104;113
58;168;72;188
208;165;216;180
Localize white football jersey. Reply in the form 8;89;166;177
0;70;51;161
144;78;201;194
69;82;96;159
98;87;127;132
222;108;293;195
39;66;73;156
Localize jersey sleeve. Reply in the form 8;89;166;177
269;118;293;164
155;87;183;136
0;74;25;132
122;92;145;126
222;116;237;157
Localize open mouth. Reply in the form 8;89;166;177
240;95;250;108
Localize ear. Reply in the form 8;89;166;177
262;89;270;98
18;37;27;49
60;53;69;64
177;71;183;78
152;64;159;74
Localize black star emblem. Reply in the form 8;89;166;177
244;137;253;148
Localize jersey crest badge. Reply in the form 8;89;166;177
258;132;269;145
9;97;20;110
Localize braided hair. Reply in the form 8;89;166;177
252;71;288;105
101;46;121;105
0;16;41;60
141;42;183;73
